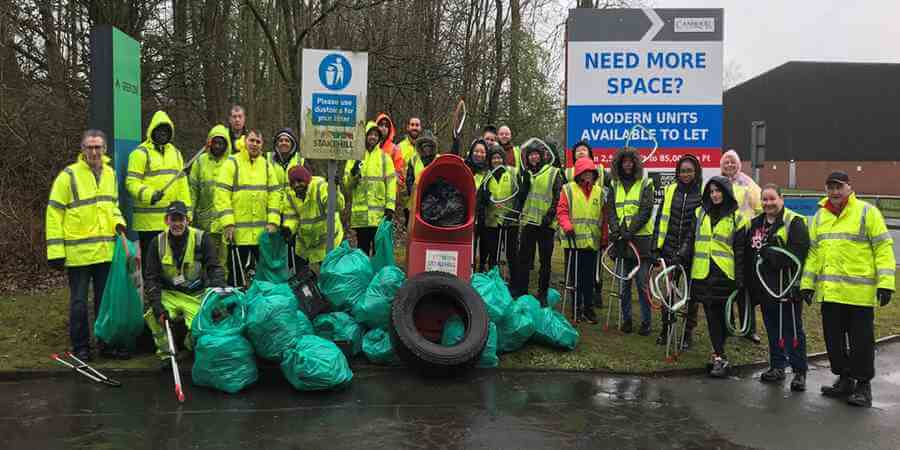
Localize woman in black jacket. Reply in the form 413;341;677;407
746;183;810;391
689;176;748;377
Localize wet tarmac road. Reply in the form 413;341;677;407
3;342;900;449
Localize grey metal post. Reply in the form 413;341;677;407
751;121;766;184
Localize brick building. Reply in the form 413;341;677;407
723;61;900;195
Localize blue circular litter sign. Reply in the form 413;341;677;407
318;54;352;90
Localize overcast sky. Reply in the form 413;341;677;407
554;0;900;84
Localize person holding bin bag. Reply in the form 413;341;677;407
746;184;810;391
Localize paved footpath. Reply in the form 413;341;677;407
2;342;899;449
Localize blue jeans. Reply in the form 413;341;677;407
67;263;111;353
619;258;651;324
760;301;808;372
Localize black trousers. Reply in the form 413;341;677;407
822;302;875;381
566;249;597;310
226;245;259;287
479;227;498;272
704;302;728;357
355;226;377;256
514;225;554;297
138;230;162;259
67;263;111;353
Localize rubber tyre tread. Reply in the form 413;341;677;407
390;271;489;376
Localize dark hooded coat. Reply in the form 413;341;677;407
690;176;748;306
606;147;655;258
745;206;810;306
653;154;703;264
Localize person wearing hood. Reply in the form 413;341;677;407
467;139;491;268
653;154;703;348
557;157;604;323
477;144;521;274
745;183;810;391
214;129;282;287
498;125;522;170
281;165;344;268
47;130;127;361
405;129;439;225
345;121;397;255
567;140;611;304
268;127;305;190
398;117;422;168
690;176;749;377
126;110;193;257
227;105;248;155
512;139;563;300
188;125;232;271
721;149;763;343
376;112;406;186
607;146;655;335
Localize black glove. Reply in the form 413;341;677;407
48;258;66;271
735;281;744;292
564;228;576;239
668;254;682;268
800;289;815;306
540;214;553;228
280;226;293;243
384;209;394;222
152;302;170;324
150;190;164;205
877;288;892;307
613;238;626;259
350;161;362;177
621;229;633;242
789;286;801;303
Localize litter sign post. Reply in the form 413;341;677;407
301;49;368;251
565;8;724;197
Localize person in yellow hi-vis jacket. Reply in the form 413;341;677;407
281;166;344;270
46;130;127;361
344;121;397;256
214;129;282;286
189;125;231;266
142;201;225;362
800;171;895;408
126;110;192;256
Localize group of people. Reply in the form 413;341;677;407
46;107;894;407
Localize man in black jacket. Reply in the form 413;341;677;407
653;154;703;348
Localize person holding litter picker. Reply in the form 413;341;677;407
607;146;655;335
690;176;749;378
745;183;810;390
143;201;226;366
557;157;604;323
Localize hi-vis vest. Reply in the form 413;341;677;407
213;152;282;245
282;177;344;264
612;175;654;236
159;227;205;290
561;182;604;250
406;154;426;209
268;151;305;191
521;165;559;227
775;207;806;246
691;209;748;280
485;167;517;228
46;155;125;267
399;137;417;168
344;146;397;228
800;194;896;307
189;152;229;232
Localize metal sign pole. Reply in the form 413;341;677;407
326;160;337;253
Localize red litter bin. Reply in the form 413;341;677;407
406;154;476;281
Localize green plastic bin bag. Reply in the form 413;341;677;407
471;267;512;323
441;316;499;368
532;308;579;351
546;288;561;309
297;310;314;336
496;300;536;354
318;241;374;311
362;328;401;365
515;295;543;325
254;231;292;284
281;335;354;391
371;218;395;273
351;266;405;330
191;289;258;393
313;312;364;357
246;286;301;361
94;236;144;350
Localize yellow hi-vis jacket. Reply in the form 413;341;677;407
801;194;896;306
268;151;305;192
612;175;655;237
189;125;231;233
46;155;126;267
344;129;397;228
214;150;282;246
282;176;344;263
691;209;749;281
485;166;518;228
560;181;604;250
398;136;417;169
125;111;192;232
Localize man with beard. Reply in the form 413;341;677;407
189;125;232;266
281;166;344;270
497;125;521;170
398;117;422;168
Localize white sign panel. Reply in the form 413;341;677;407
424;249;459;276
301;49;368;160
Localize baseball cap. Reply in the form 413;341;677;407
166;200;189;217
826;171;850;185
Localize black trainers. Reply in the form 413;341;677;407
638;321;652;336
583;309;599;324
622;319;633;334
760;367;786;383
790;372;807;392
821;375;855;398
709;355;730;378
846;381;872;407
680;333;693;351
74;349;93;362
656;334;667;346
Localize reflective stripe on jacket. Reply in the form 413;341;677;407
560;182;603;250
214;152;282;245
344;146;397;228
282;177;345;263
691;209;748;280
612;175;654;236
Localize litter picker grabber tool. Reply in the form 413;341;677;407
164;319;185;403
649;259;690;362
494;226;510;280
230;243;247;288
156;146;206;197
51;352;122;387
453;99;467;140
562;235;580;323
601;240;640;331
623;124;660;165
756;245;803;350
725;289;751;337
